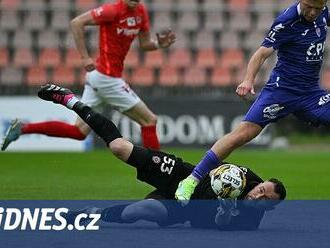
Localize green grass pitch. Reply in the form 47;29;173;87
0;149;329;200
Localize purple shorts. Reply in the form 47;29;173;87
244;85;330;127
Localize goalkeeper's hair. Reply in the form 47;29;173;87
268;178;286;200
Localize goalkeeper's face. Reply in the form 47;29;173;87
246;181;280;201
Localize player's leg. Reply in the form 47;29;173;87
0;83;100;151
123;101;160;150
65;200;168;225
89;71;160;150
1;119;87;152
38;83;192;191
210;121;263;159
294;90;330;126
105;200;168;224
175;87;296;201
175;121;263;201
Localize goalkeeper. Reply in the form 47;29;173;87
38;84;286;230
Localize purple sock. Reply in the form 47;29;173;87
192;150;221;181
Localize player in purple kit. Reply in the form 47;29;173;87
176;0;330;201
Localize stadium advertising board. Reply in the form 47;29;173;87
108;97;272;147
0;97;89;151
0;96;271;150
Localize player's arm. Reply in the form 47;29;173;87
70;11;97;72
236;46;274;97
138;29;176;51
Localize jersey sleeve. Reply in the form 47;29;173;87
91;3;117;24
326;7;330;26
140;4;150;33
261;18;292;50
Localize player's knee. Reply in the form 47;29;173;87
109;138;126;158
121;205;145;222
122;200;167;223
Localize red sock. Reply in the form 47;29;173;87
141;125;160;150
21;121;86;140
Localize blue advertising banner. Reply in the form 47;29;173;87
0;200;329;248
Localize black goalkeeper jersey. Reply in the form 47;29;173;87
191;163;264;200
187;163;265;230
136;147;267;230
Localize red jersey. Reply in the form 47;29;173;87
91;0;150;77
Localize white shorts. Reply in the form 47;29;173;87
81;70;141;112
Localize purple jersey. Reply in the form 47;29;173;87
262;3;329;93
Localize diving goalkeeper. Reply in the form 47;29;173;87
37;84;286;230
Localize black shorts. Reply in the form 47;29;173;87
127;146;193;198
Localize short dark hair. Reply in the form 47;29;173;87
268;178;286;200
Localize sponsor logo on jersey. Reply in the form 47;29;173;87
120;17;141;26
301;29;309;36
152;156;161;164
318;94;330;106
273;23;285;31
117;28;140;36
136;16;142;24
306;42;325;62
265;23;285;43
263;104;284;119
127;17;136;26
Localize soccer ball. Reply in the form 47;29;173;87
210;164;246;199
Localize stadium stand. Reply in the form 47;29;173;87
193;30;216;50
22;0;47;11
38;30;60;49
76;0;99;12
159;65;180;86
13;48;35;68
203;11;225;32
228;0;250;12
183;66;207;87
144;50;166;69
0;10;20;32
211;66;232;86
0;0;21;11
0;0;329;89
51;65;76;86
26;66;48;86
65;48;83;69
0;48;9;69
196;48;218;69
38;48;61;68
168;48;192;69
0;67;23;86
125;49;140;70
24;10;47;31
12;29;34;49
51;11;71;31
131;67;155;86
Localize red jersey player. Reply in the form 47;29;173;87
1;0;176;151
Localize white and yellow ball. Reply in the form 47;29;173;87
210;164;246;199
